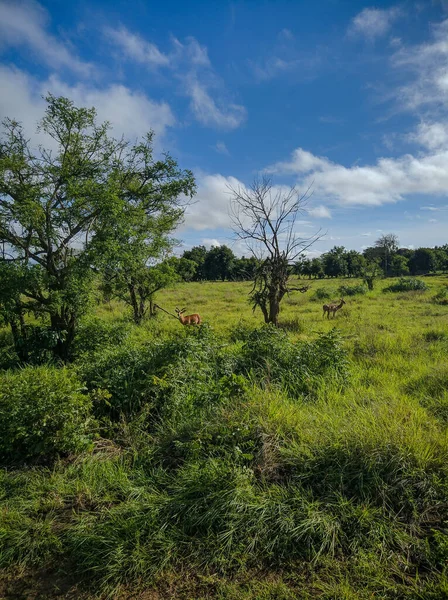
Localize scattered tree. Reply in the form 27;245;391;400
230;177;319;325
0;95;194;358
374;233;399;276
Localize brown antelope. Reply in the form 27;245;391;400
322;298;346;319
175;307;202;325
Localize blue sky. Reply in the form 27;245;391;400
1;0;448;257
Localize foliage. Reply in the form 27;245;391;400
0;366;92;463
312;287;332;300
0;95;194;358
338;283;367;296
240;325;349;397
383;277;429;292
432;286;448;305
2;276;448;598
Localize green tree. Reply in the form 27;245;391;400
169;256;197;282
362;261;382;290
203;245;235;281
0;95;194;358
182;245;208;280
374;233;399;276
409;248;437;275
389;254;410;277
310;257;324;278
322;246;348;278
345;250;366;278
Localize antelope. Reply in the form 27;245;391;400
175;307;202;325
323;298;346;319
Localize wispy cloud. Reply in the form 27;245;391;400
0;65;175;146
214;141;230;155
103;26;169;67
391;19;448;113
105;27;245;130
0;0;91;75
185;75;246;129
348;6;401;40
267;146;448;207
319;115;344;125
308;205;332;219
249;28;322;82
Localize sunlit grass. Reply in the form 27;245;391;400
1;274;448;598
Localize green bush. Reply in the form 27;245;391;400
432;287;448;305
79;325;239;421
312;287;331;301
338;284;367;296
383;277;428;292
240;326;349;398
0;366;93;463
73;317;131;357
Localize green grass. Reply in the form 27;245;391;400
1;275;448;599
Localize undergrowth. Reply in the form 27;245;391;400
1;275;448;599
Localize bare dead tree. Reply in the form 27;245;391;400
229;176;322;326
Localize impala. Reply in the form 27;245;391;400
175;307;202;325
323;298;346;319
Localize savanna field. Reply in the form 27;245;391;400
1;275;448;600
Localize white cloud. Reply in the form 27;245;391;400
267;145;448;207
308;205;332;219
392;19;448;112
171;36;210;67
185;76;246;130
0;0;91;75
214;141;230;155
349;7;401;40
104;26;169;67
409;121;448;150
104;28;245;130
420;204;448;211
201;238;221;248
0;66;175;145
181;173;244;231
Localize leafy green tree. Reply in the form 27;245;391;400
374;233;399;276
409;248;437;275
362;261;382;290
0;95;194;358
231;256;259;280
322;246;348;278
203;245;235;281
389;254;410;277
182;245;208;280
345;250;365;278
168;256;197;282
310;257;324;279
102;261;178;323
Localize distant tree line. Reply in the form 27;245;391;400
170;235;448;284
168;245;259;282
294;236;448;280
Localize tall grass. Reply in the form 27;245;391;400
1;275;448;598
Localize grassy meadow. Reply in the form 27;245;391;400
1;275;448;599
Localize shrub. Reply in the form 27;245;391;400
338;284;367;296
0;366;93;463
78;325;239;421
432;287;448;305
312;287;331;301
383;277;428;292
73;317;131;357
240;326;349;398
